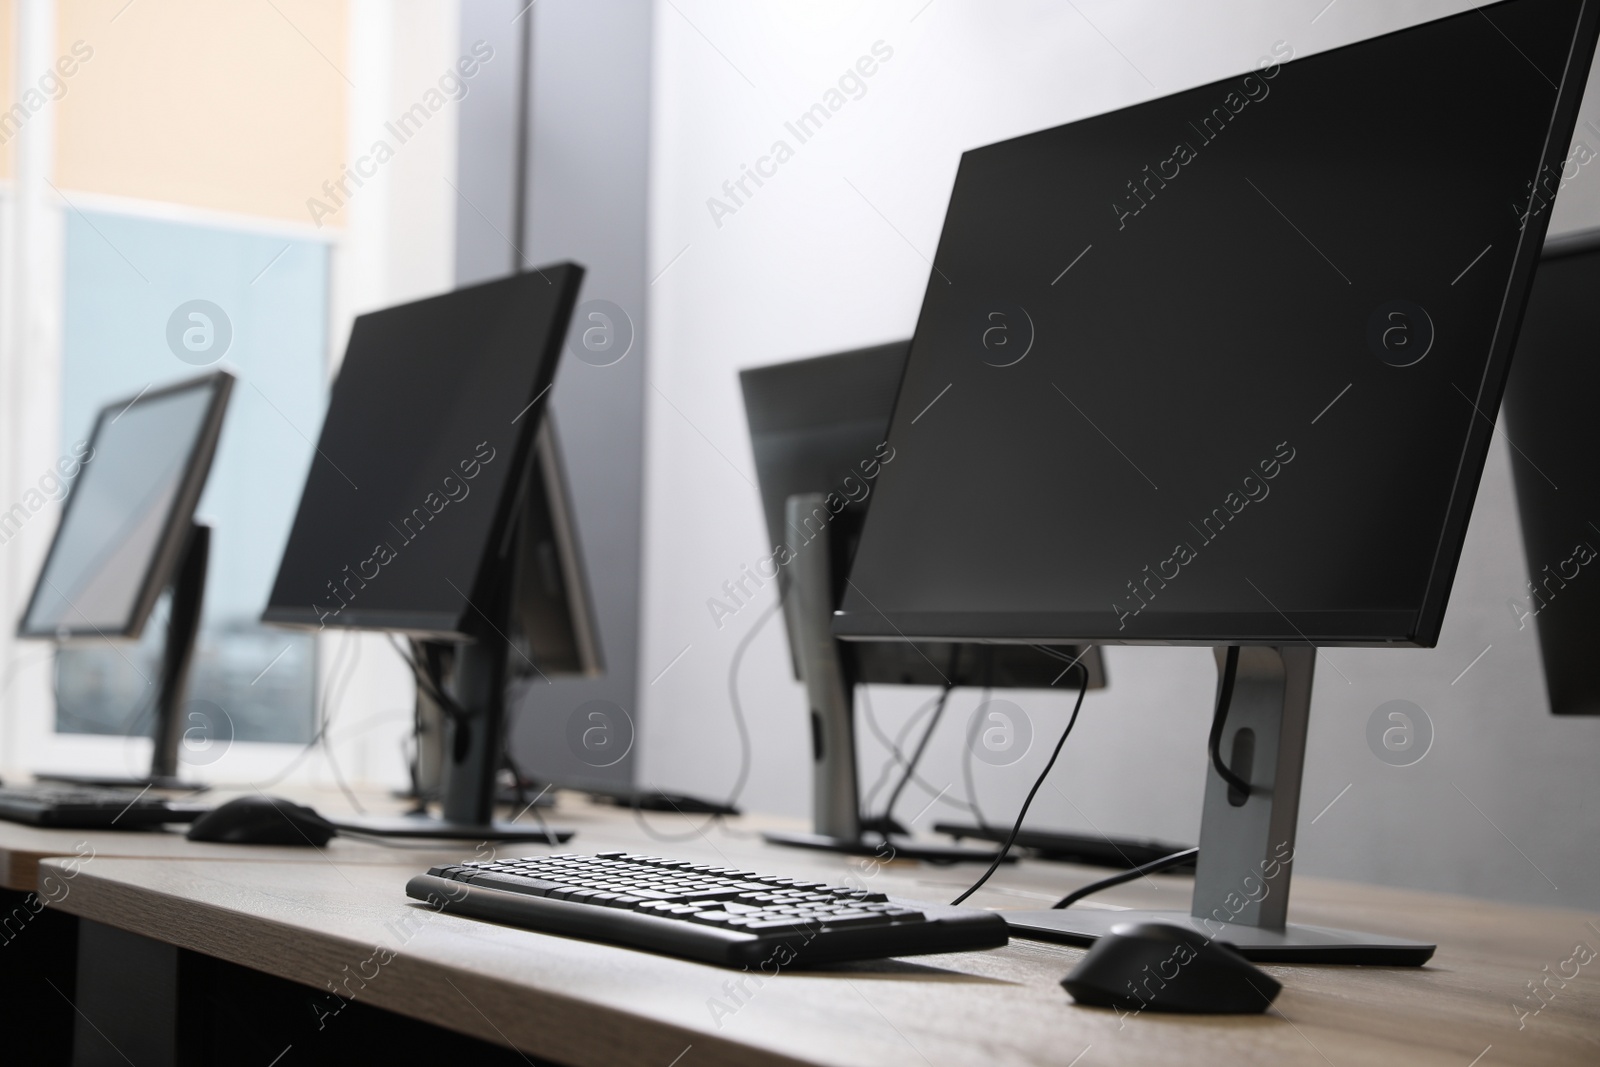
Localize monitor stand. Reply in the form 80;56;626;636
327;514;574;845
932;823;1195;870
38;522;212;792
760;493;1009;865
1001;646;1436;965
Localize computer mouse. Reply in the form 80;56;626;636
186;795;338;847
1060;921;1281;1014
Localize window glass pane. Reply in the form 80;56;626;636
55;210;327;746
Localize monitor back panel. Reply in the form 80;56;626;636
19;372;232;639
263;266;583;638
836;0;1599;646
1503;229;1600;715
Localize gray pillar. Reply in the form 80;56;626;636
1189;646;1314;929
455;0;651;788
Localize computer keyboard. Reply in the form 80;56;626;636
0;783;210;829
408;851;1009;967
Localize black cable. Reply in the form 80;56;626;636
315;636;366;814
950;662;1089;907
960;686;992;832
389;636;465;721
406;672;424;801
337;831;472;851
859;690;945;818
879;645;961;826
963;648;1000;832
958;645;1085;837
393;637;453;810
630;600;777;844
858;686;912;811
880;680;953;826
233;631;358;795
526;801;561;846
722;598;777;809
395;636;546;824
1051;846;1200;909
1207;646;1252;798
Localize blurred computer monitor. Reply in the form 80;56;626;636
835;0;1597;961
262;267;598;839
740;345;1106;861
740;343;1106;690
19;370;234;787
1503;227;1600;715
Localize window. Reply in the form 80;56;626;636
55;208;328;751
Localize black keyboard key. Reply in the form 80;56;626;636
744;919;817;933
464;873;563;897
819;911;891;928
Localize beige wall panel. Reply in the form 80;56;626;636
55;0;346;223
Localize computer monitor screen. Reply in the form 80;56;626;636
262;266;584;639
18;372;232;638
835;0;1597;646
1502;227;1600;715
742;343;1105;689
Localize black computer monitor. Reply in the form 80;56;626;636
406;416;606;803
835;0;1598;962
262;266;597;839
740;342;1106;690
1503;227;1600;716
18;370;234;787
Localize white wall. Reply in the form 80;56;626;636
641;0;1600;908
0;0;65;774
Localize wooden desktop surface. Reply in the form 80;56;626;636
0;784;480;892
37;799;1600;1067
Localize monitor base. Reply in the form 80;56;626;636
33;772;209;793
330;814;573;843
1001;907;1435;965
491;788;558;808
585;787;740;816
935;822;1194;870
761;829;1015;864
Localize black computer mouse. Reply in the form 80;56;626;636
186;795;338;846
1061;921;1281;1014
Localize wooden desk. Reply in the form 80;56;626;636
0;783;579;891
0;815;454;893
38;802;1600;1067
0;785;492;1063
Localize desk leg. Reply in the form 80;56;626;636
67;923;551;1065
73;919;180;1067
0;887;78;1063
